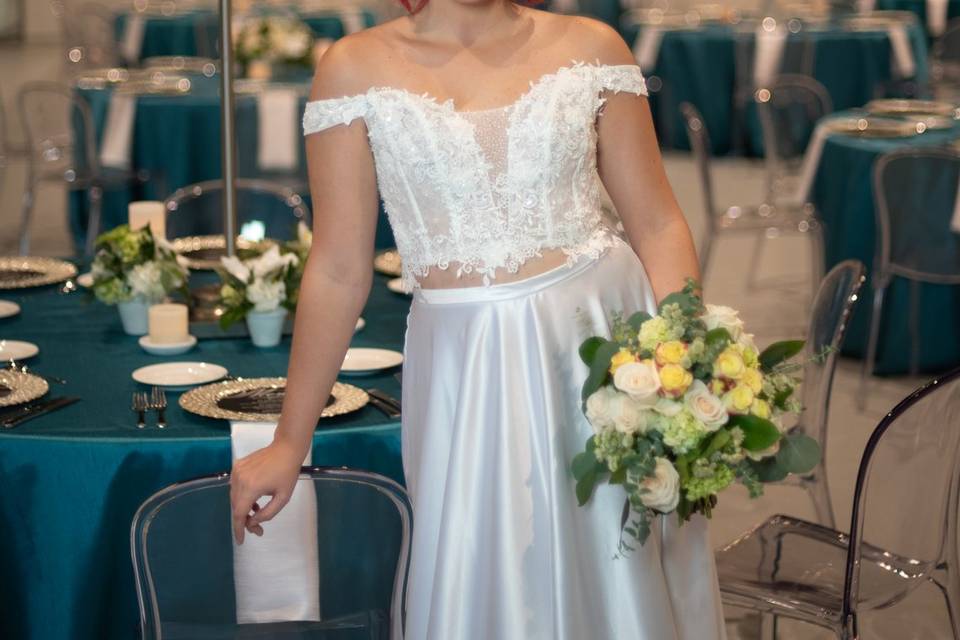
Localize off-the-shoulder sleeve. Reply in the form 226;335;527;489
302;95;370;135
595;65;648;97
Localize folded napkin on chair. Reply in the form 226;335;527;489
338;8;367;34
257;89;300;172
632;27;663;74
121;14;146;64
753;27;788;88
231;421;320;624
99;93;137;170
928;0;949;37
952;181;960;233
788;120;832;207
887;24;916;78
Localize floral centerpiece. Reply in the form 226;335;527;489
234;15;314;79
218;244;300;347
573;280;820;551
91;225;188;335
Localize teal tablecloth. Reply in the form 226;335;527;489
0;271;409;640
810;112;960;373
620;22;929;154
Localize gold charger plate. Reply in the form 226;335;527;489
0;370;49;408
115;76;192;96
866;99;958;118
824;117;921;138
170;235;273;270
143;56;218;76
373;249;402;277
179;377;369;422
0;257;78;290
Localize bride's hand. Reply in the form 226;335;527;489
230;437;304;544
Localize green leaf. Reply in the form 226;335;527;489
701;429;732;458
627;311;653;333
580;340;620;402
728;414;781;451
578;337;605;366
610;466;627;485
759;339;806;372
658;290;700;315
750;457;789;482
776;433;821;475
572;439;606;506
772;386;793;411
574;461;603;506
218;304;250;330
705;327;732;348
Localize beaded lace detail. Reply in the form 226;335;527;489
303;62;648;290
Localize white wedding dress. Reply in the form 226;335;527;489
303;62;726;640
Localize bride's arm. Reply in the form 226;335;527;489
230;51;380;544
592;37;701;301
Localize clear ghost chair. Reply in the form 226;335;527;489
932;18;960;87
132;467;413;640
62;2;122;70
163;178;310;266
679;101;822;290
779;259;865;529
17;82;149;256
860;148;960;404
716;366;960;640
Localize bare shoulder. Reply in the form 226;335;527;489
534;12;636;66
309;18;409;100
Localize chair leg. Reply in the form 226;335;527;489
18;178;35;256
759;611;778;640
699;233;713;284
746;230;766;291
858;282;887;411
809;222;825;301
84;185;104;257
804;467;836;529
932;575;960;640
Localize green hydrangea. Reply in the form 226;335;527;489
718;426;746;465
593;428;635;473
638;314;685;352
93;276;131;305
685;460;735;502
220;284;244;307
657;408;708;454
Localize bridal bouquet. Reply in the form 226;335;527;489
91;224;188;305
572;280;820;550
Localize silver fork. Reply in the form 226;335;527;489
132;392;148;429
149;386;167;429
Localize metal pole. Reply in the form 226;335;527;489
219;0;238;256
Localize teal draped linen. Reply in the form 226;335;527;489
810;112;960;373
0;272;409;640
619;23;929;154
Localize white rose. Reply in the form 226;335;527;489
612;394;650;435
613;361;661;406
250;245;298;279
638;457;681;513
684;380;729;432
738;332;757;353
221;255;250;282
702;304;744;340
246;278;285;312
126;261;165;303
585;387;617;433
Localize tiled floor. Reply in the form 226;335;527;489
0;37;951;640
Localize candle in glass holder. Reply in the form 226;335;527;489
129;201;166;239
148;303;189;344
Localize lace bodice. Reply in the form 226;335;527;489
302;62;648;290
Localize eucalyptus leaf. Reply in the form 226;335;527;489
750;457;789;482
728;414;781;451
759;340;806;372
705;327;732;348
627;311;653;333
658;290;700;315
579;336;605;366
580;340;620;402
776;433;821;474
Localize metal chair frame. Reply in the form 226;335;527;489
860;147;960;403
132;466;413;640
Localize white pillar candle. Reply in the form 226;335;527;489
129;201;166;240
148;303;189;344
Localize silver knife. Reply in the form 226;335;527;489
368;388;401;411
367;394;401;419
1;397;80;429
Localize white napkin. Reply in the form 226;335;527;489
121;14;146;64
753;27;788;88
338;8;366;34
857;0;877;11
633;27;664;74
952;179;960;233
257;89;300;171
788;121;832;206
928;0;949;36
551;0;579;13
99;93;137;170
231;422;320;624
887;24;916;78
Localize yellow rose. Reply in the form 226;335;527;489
726;384;755;413
743;347;759;368
655;340;687;366
710;378;727;397
609;348;637;375
751;398;771;419
715;347;746;380
742;367;763;394
659;363;693;396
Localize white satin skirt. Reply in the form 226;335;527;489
400;237;727;640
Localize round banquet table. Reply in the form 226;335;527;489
620;21;929;155
0;270;409;640
877;0;960;38
114;9;378;62
809;112;960;374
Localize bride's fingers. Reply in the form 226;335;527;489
248;493;289;526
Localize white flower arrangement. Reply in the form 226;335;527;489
91;225;188;305
217;244;300;328
234;16;315;69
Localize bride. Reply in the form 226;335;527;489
230;0;726;637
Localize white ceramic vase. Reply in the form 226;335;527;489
117;299;150;336
246;307;287;348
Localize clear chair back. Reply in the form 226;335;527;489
873;148;960;284
798;260;865;449
68;2;121;68
934;19;960;83
756;74;833;166
164;179;311;242
845;369;960;615
132;468;412;640
679;101;717;232
18;82;96;176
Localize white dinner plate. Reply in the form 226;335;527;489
355;317;366;333
132;361;228;388
138;335;197;356
340;348;403;375
0;301;21;318
386;278;409;295
0;340;38;361
76;272;94;288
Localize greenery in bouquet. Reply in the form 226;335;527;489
91;225;188;305
572;280;821;551
234;16;314;69
217;243;301;330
